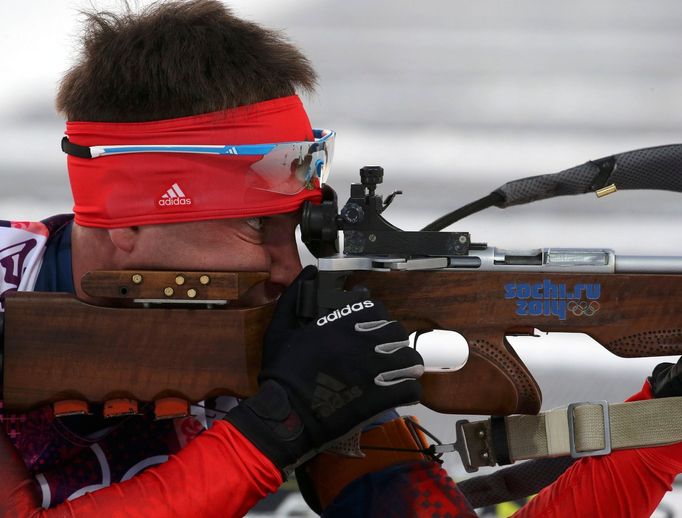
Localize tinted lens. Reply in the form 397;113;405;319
247;129;335;194
316;129;335;185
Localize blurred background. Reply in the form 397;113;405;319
2;1;681;516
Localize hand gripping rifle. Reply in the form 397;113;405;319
1;144;682;424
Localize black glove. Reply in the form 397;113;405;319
225;266;424;473
649;359;682;398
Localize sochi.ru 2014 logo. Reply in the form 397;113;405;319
504;280;601;320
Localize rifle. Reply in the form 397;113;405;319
2;144;682;419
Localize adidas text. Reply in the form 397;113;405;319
158;198;192;206
158;182;192;207
316;301;374;326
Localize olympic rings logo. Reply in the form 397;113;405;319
567;300;600;317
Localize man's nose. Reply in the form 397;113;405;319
268;246;303;288
264;213;304;289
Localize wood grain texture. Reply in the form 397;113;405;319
3;292;273;412
4;270;681;417
347;271;682;415
81;270;268;302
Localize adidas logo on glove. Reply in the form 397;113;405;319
311;373;362;418
316;301;374;326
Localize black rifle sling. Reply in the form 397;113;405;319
423;143;682;230
495;143;682;208
457;456;576;509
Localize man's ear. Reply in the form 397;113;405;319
107;227;139;254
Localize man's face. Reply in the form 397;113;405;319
114;211;303;305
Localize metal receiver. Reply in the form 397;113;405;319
301;166;471;259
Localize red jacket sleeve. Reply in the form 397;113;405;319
513;381;682;518
1;420;282;518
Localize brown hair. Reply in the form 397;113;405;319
57;0;317;122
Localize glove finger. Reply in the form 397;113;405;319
355;320;395;333
372;378;423;410
266;265;318;337
371;345;424;376
651;360;682;398
671;357;682;378
375;365;425;386
354;318;409;347
373;334;410;354
355;319;410;354
652;362;674;378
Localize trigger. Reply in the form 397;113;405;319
327;431;365;458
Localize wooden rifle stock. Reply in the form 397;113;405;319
2;270;682;417
2;271;273;413
345;270;682;415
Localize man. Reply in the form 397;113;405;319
1;2;682;517
0;2;435;516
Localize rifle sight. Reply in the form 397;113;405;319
301;166;471;259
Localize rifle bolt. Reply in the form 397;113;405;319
200;275;210;285
369;233;377;242
164;287;174;297
131;274;143;284
187;288;198;298
175;275;186;285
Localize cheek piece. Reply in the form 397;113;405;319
63;95;330;228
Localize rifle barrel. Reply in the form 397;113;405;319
615;255;682;273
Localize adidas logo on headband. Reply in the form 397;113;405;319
158;183;192;207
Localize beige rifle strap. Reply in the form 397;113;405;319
436;397;682;472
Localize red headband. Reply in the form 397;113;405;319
66;95;322;228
